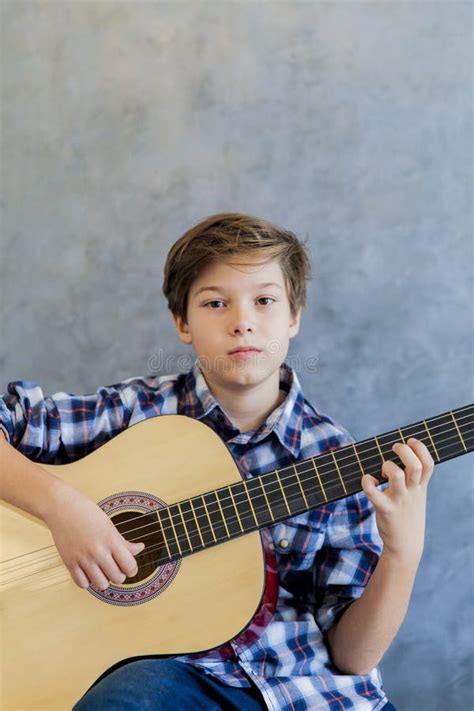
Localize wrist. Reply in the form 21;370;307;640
39;470;75;524
380;546;422;573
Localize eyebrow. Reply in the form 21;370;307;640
192;282;283;298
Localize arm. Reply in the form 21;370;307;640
0;380;148;589
0;380;132;462
0;428;70;521
326;438;434;675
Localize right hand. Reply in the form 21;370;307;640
44;483;145;591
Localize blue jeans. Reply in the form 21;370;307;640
72;658;266;710
72;657;398;710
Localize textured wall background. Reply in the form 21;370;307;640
1;1;472;708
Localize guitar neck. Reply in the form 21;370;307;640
156;404;473;563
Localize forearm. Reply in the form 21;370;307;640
327;549;420;675
0;432;71;522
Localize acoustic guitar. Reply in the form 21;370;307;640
1;404;472;710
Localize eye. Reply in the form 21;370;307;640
257;297;275;306
204;299;226;308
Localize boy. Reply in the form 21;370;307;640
0;212;433;710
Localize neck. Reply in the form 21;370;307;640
153;403;473;564
203;368;285;433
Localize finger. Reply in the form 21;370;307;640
382;459;407;496
392;442;422;487
101;556;127;585
406;437;435;484
361;474;390;512
86;564;110;592
71;564;90;590
113;541;144;578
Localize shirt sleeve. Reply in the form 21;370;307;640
0;379;136;463
313;488;384;634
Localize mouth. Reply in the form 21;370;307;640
228;347;261;355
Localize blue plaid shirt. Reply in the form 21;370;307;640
1;362;389;710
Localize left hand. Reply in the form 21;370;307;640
361;438;435;565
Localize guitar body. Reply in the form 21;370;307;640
0;415;278;711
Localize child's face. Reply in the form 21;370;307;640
173;254;301;391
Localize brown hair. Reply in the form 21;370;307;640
162;212;311;322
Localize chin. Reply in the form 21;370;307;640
221;364;274;387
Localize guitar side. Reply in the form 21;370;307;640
0;415;276;711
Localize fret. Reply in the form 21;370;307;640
203;491;228;543
242;480;259;527
191;495;216;547
309;456;328;502
157;507;180;559
214;489;231;538
399;420;429;452
275;470;291;516
398;428;406;444
260;471;292;520
424;413;460;463
258;476;274;522
189;498;205;548
275;463;307;516
176;503;193;551
373;435;384;463
450;411;467;453
245;477;274;526
170;502;192;555
355;438;384;482
330;450;348;495
216;487;242;536
168;504;185;556
283;462;310;512
314;451;344;501
155;508;172;562
179;499;205;551
291;460;324;509
451;406;474;452
325;445;363;497
375;430;401;463
292;463;309;509
227;485;244;533
201;493;217;543
351;444;364;479
423;420;440;462
231;481;256;533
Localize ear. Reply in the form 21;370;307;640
172;313;193;345
289;308;301;339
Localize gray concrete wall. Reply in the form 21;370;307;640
1;2;472;708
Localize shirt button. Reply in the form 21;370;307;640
279;538;289;549
268;542;275;550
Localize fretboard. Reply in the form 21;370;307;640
151;404;473;564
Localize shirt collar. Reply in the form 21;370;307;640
182;359;304;458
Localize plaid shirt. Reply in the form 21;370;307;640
1;362;389;710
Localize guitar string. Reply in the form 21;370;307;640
2;427;471;588
1;415;472;578
86;426;474;562
1;427;472;585
101;419;474;545
1;427;472;584
1;414;471;573
2;405;473;563
1;417;472;575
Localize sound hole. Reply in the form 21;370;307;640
111;510;164;584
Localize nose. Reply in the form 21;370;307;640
229;304;255;335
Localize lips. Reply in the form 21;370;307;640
228;347;261;355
